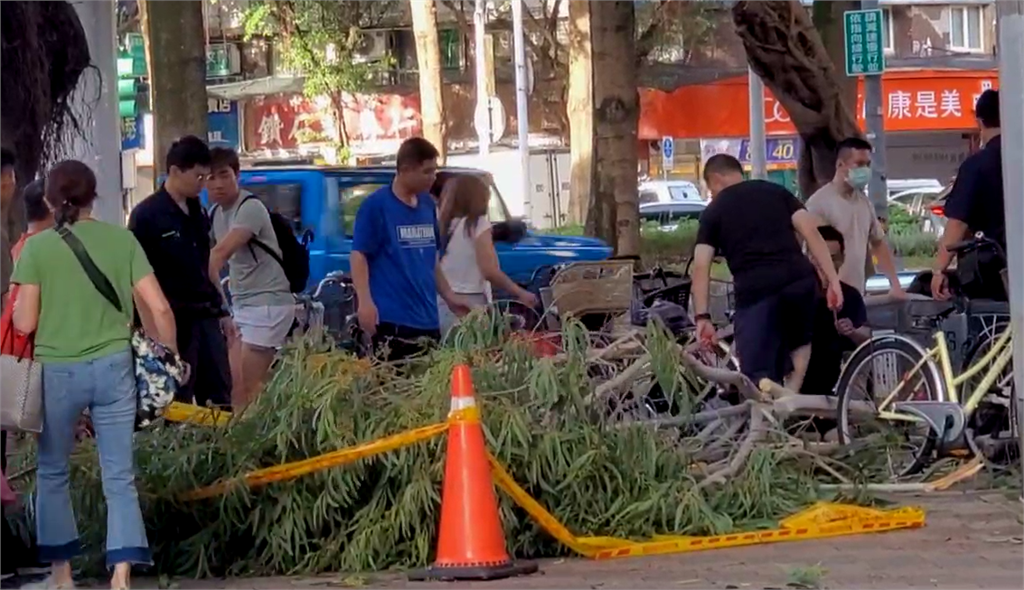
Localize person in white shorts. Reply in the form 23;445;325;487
206;147;295;409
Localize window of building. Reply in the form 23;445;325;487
882;8;895;53
949;5;984;52
244;183;303;232
439;29;463;70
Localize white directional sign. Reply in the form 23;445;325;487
661;136;675;171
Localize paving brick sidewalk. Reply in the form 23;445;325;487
116;491;1023;589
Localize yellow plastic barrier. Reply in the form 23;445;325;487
181;421;448;500
167;403;926;558
487;454;925;559
162;402;233;427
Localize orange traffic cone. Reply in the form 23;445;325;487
408;364;538;581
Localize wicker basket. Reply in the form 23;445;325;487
548;260;635;317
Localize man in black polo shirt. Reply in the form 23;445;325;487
691;154;844;393
931;89;1006;301
129;136;232;408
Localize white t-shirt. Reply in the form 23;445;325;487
441;216;492;295
805;183;884;294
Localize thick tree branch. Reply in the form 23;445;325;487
439;0;472;37
635;0;672;63
731;0;862;196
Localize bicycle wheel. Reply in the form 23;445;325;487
962;323;1019;467
835;336;943;479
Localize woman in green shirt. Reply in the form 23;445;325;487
12;160;176;590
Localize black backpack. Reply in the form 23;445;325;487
214;195;310;293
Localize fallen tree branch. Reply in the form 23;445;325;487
693;414;750;464
587;353;651;403
680;350;764;401
696;404;767;490
621;400;754;430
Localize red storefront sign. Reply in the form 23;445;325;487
244;94;332;150
341;93;422;144
243;93;423;151
639;69;999;140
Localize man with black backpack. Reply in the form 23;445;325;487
207;147;307;408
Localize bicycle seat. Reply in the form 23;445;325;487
323;271;350;282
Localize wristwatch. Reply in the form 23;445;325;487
694;312;712;322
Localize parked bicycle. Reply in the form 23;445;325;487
833;234;1015;479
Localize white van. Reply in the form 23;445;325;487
884;178;943;199
637;180;703;204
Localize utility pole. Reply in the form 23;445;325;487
511;0;532;220
862;0;888;218
995;0;1024;484
474;0;490;157
70;0;123;225
748;67;767;179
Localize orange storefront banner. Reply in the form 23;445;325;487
639;69;999;140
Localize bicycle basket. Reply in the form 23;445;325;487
642;281;691;309
866;297;954;340
549;260;634;317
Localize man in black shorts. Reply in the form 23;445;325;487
692;155;843;392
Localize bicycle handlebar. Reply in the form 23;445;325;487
946;232;1006;263
312;271;353;299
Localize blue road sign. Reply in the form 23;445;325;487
661;136;675;160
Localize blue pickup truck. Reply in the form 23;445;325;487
229;165;612;289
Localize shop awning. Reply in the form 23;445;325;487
639;69;999;140
207;76;306;101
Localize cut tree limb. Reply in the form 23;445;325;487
588;353;651;403
680;350;764;401
697;404;768;490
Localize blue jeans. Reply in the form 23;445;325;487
37;348;151;568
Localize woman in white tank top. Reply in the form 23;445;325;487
437;175;537;335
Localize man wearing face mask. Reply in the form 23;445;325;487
806;138;905;298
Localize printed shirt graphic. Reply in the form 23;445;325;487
352;186;440;330
397;224;436;247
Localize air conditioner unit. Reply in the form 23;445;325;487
354;31;390;63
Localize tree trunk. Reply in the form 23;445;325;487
1;0;90;240
813;0;860;114
410;0;447;163
567;0;640;256
140;0;208;175
732;0;862;198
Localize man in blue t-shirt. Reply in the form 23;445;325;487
351;138;470;360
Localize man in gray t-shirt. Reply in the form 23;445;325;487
207;148;294;409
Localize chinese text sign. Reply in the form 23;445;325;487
845;9;886;77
